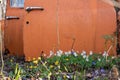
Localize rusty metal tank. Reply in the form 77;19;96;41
4;0;24;56
4;0;116;60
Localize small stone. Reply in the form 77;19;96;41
86;73;93;79
109;65;119;80
4;77;11;80
38;78;43;80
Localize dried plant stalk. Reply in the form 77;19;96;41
0;22;4;79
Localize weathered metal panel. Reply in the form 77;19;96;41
4;0;116;59
23;0;58;59
4;0;24;56
23;0;116;60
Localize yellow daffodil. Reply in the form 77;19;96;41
48;72;52;77
66;58;69;61
58;65;60;69
50;65;53;68
43;61;47;66
63;75;66;79
29;66;33;69
55;61;59;65
38;57;41;60
10;59;13;62
44;61;47;65
33;60;38;64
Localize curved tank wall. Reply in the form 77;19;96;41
3;0;117;60
23;0;116;60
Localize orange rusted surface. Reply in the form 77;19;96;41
23;0;116;60
0;20;4;31
94;0;116;55
4;0;116;59
23;0;58;59
0;20;5;51
4;0;24;56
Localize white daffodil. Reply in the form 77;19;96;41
102;51;108;57
59;50;63;54
98;58;101;61
81;53;84;56
85;55;89;62
48;51;54;58
56;50;63;57
73;52;78;57
102;53;105;57
66;75;71;79
65;51;71;56
89;51;93;55
58;65;60;69
81;50;86;56
86;56;89;62
83;55;86;59
56;51;60;57
68;51;71;55
102;51;107;57
65;52;69;56
112;56;115;59
56;51;61;57
86;58;89;62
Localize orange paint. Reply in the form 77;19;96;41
4;0;116;59
4;0;24;56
